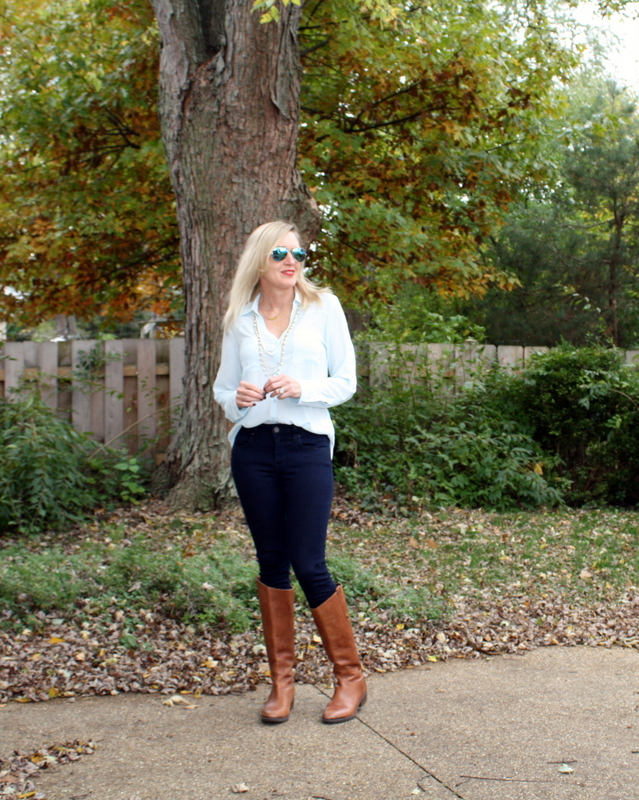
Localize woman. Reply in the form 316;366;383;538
214;220;366;725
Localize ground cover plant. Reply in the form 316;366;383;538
1;499;638;704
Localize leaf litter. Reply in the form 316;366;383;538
1;499;639;708
0;740;94;800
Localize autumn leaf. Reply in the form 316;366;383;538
161;695;198;709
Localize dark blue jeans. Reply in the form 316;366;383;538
231;424;337;608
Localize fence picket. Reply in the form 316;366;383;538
71;340;95;435
2;342;24;397
37;342;58;409
137;339;157;447
104;340;124;447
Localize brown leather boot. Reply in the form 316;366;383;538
257;579;296;724
311;585;367;723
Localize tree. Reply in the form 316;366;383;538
566;84;639;345
297;0;580;313
0;0;180;325
149;0;320;505
0;0;601;506
474;80;639;348
1;0;581;333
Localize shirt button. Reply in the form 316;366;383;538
273;426;280;433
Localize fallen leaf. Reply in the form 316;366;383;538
161;695;198;709
231;782;249;793
558;763;575;774
425;538;439;549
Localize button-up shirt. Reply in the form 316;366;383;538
213;291;356;455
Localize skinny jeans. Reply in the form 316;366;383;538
231;423;337;609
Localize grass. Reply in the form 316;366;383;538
1;502;639;636
332;506;639;606
0;519;261;633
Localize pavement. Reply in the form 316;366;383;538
1;645;639;800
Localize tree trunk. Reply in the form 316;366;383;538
607;206;624;346
150;0;320;508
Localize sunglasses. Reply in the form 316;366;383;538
271;246;307;263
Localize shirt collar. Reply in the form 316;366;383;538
242;290;301;316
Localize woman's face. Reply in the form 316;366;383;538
259;231;302;294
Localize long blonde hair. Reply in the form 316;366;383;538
223;220;329;331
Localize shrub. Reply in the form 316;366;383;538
0;390;148;534
515;345;639;505
336;342;639;509
333;349;565;511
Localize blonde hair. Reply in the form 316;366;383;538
223;220;329;331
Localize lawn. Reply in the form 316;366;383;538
1;497;638;704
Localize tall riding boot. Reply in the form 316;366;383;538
311;585;367;723
257;579;296;724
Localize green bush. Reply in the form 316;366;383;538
0;390;148;533
334;350;565;511
336;342;639;509
515;345;639;505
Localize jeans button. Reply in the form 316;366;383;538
273;426;280;433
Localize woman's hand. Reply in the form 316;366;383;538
236;381;266;408
264;375;301;400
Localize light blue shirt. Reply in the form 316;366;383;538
213;291;357;455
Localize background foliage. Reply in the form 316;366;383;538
469;79;639;348
334;343;639;509
0;0;179;327
1;0;586;329
0;387;147;533
299;0;580;314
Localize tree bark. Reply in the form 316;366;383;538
150;0;320;508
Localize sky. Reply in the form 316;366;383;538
572;2;639;91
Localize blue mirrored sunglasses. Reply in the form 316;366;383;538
271;246;307;263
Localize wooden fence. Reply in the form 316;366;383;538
0;339;185;462
3;339;639;459
365;342;639;386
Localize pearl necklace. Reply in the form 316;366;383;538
253;304;300;377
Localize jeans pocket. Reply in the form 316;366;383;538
298;430;328;448
234;427;255;447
